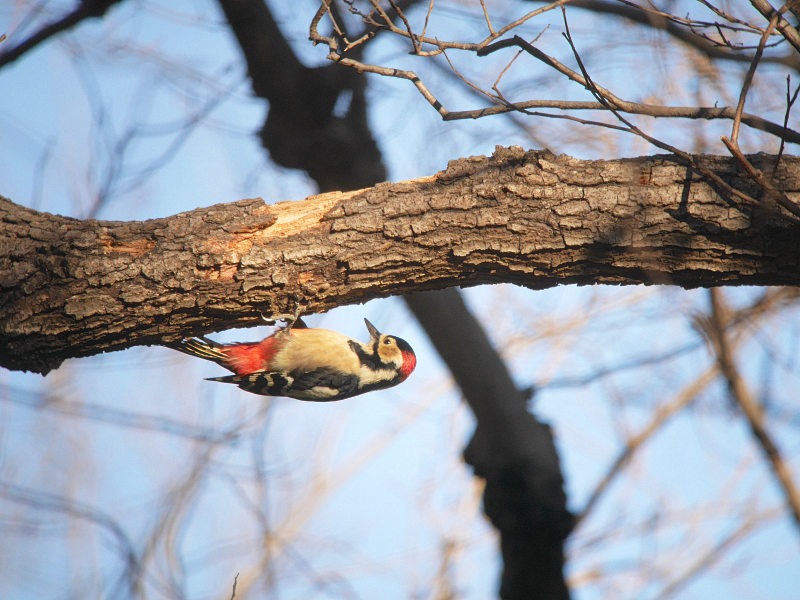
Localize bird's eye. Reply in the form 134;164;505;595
383;337;394;345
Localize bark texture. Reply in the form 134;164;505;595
2;148;800;373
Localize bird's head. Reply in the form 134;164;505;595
364;318;417;381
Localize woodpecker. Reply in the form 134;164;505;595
170;318;416;401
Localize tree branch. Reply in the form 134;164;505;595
310;9;800;146
705;289;800;538
475;35;800;145
0;0;124;69
527;0;800;70
3;148;800;374
750;0;800;54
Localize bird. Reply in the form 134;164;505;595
169;317;416;401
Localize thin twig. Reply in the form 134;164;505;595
730;11;780;144
420;0;435;43
440;48;500;104
706;289;800;541
491;27;549;95
387;0;419;54
576;367;718;528
491;46;525;94
477;1;568;50
230;573;239;600
697;0;767;32
366;0;394;28
479;0;496;36
774;75;800;177
721;136;800;219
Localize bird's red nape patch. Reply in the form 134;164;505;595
222;336;285;375
400;351;416;381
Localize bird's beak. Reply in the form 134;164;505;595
364;318;381;342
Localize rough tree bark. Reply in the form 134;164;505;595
2;148;799;374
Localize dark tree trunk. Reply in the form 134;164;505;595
407;289;572;600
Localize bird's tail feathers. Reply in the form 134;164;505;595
205;375;239;384
174;337;229;365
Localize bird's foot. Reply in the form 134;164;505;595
261;299;306;331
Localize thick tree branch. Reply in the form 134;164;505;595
3;148;800;374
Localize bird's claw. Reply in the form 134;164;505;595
261;299;305;330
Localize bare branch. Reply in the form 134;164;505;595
311;5;800;145
705;289;800;539
730;10;780;144
526;0;800;69
750;0;800;54
0;0;123;69
652;506;785;599
387;0;419;54
477;35;800;145
576;367;718;528
444;99;800;144
230;573;239;600
479;0;496;36
775;75;800;171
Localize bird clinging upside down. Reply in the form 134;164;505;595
169;316;416;401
